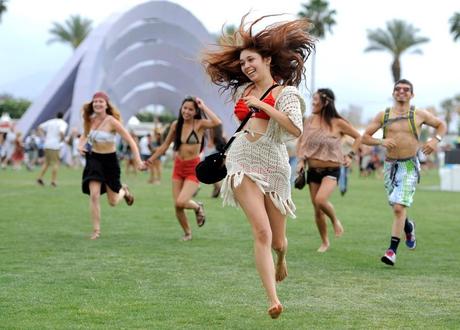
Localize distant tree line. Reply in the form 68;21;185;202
136;110;176;123
0;94;31;119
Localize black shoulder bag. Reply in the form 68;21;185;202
195;84;279;184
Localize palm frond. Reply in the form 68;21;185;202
48;14;92;50
365;28;395;52
449;12;460;41
0;0;8;23
365;19;429;82
298;0;336;39
365;19;429;56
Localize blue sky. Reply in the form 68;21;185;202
0;0;459;122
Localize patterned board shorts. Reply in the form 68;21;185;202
383;157;420;207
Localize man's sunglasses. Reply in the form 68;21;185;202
394;86;411;93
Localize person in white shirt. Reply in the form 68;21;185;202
139;133;152;160
0;126;16;169
36;112;68;186
139;133;156;183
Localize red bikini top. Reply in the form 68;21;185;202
234;91;276;121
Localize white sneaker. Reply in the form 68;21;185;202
381;249;396;266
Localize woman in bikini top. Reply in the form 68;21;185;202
145;96;221;241
233;84;278;140
181;120;202;146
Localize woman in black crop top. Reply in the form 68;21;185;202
145;96;221;241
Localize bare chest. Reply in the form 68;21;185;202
385;118;417;138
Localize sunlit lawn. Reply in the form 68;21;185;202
1;164;459;329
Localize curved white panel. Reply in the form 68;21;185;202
18;1;235;136
103;1;212;49
120;85;184;120
103;43;203;86
105;21;203;62
109;64;207;102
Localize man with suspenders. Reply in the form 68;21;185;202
363;79;446;266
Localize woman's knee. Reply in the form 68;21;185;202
271;237;285;251
175;199;188;209
314;196;328;209
90;193;100;205
314;207;323;218
253;227;272;246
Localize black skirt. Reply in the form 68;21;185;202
82;152;122;195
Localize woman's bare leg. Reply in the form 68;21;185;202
153;160;162;183
265;195;288;282
88;181;102;239
233;176;280;311
309;183;330;252
315;178;343;237
172;179;200;240
172;179;190;240
106;185;126;206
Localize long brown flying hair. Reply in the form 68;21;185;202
202;14;315;96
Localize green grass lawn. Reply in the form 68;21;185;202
1;164;459;329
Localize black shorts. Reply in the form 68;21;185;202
82;152;122;195
307;167;340;185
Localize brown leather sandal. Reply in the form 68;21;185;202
194;202;206;227
122;184;134;206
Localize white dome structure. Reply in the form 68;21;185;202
17;1;233;135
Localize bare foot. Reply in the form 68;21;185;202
317;242;329;253
268;303;283;319
333;219;344;237
275;238;288;282
90;230;100;240
181;233;192;241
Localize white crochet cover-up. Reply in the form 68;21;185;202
221;85;306;218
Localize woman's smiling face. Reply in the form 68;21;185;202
92;97;108;114
239;49;271;82
181;101;197;120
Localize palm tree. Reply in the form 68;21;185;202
449;12;460;42
0;0;8;23
365;20;429;82
441;99;453;134
441;94;460;134
298;0;337;92
48;15;93;50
